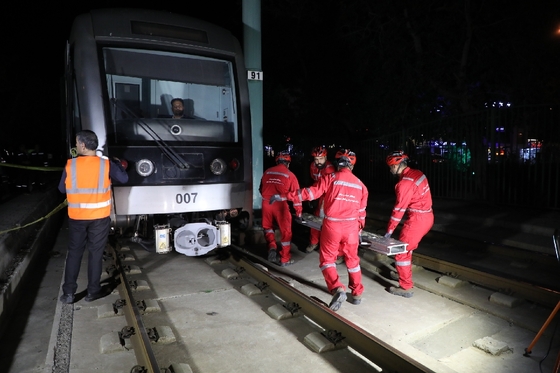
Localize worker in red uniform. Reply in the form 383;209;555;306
384;151;434;298
259;151;302;267
271;149;368;311
305;145;336;253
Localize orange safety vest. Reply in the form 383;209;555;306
65;156;111;220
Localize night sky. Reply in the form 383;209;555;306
0;1;243;158
2;1;560;159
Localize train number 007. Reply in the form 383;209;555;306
176;192;198;204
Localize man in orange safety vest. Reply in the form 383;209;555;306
58;130;128;304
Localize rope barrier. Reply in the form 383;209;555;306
0;199;68;236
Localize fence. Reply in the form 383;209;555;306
352;104;560;210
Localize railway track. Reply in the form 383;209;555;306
47;224;560;373
93;240;437;373
353;217;560;308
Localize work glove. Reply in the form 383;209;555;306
269;194;282;205
112;157;128;170
384;232;392;239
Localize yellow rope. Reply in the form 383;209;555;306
0;199;68;236
0;163;64;172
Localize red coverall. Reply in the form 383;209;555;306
308;161;336;246
260;163;302;263
387;167;434;290
288;168;368;297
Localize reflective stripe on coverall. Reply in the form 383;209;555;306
308;161;336;245
261;197;294;262
388;167;434;290
289;168;368;296
319;219;364;296
259;163;302;263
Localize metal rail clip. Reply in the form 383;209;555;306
146;327;160;342
256;281;269;291
118;326;136;346
112;299;127;314
322;329;346;346
283;302;302;316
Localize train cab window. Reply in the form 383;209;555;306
103;47;238;144
115;83;141;119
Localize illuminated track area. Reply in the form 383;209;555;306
79;241;423;373
47;221;560;373
91;240;436;373
2;189;560;372
356;218;560;308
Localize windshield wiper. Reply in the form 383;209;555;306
110;99;192;170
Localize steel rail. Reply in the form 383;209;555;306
356;218;560;306
228;245;436;373
413;253;560;308
110;241;161;373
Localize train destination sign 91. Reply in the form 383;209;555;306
247;70;263;80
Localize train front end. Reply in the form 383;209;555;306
66;9;253;256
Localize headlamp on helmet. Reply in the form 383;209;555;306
386;151;409;166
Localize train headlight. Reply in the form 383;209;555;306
170;124;182;135
210;158;227;175
136;159;155;177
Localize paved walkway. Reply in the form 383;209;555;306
1;189;559;372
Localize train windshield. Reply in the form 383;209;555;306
103;47;239;144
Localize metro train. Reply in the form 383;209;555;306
64;8;253;256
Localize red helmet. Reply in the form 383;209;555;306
311;145;328;157
386;151;409;166
275;151;291;164
335;149;356;166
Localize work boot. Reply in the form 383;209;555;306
388;286;414;298
59;293;75;304
279;258;295;267
85;287;111;302
389;271;400;281
335;256;344;265
350;294;362;305
305;243;318;253
268;249;278;263
328;288;347;311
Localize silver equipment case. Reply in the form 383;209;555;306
295;213;408;256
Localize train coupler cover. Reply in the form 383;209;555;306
174;222;219;256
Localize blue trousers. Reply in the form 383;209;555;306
62;217;110;295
